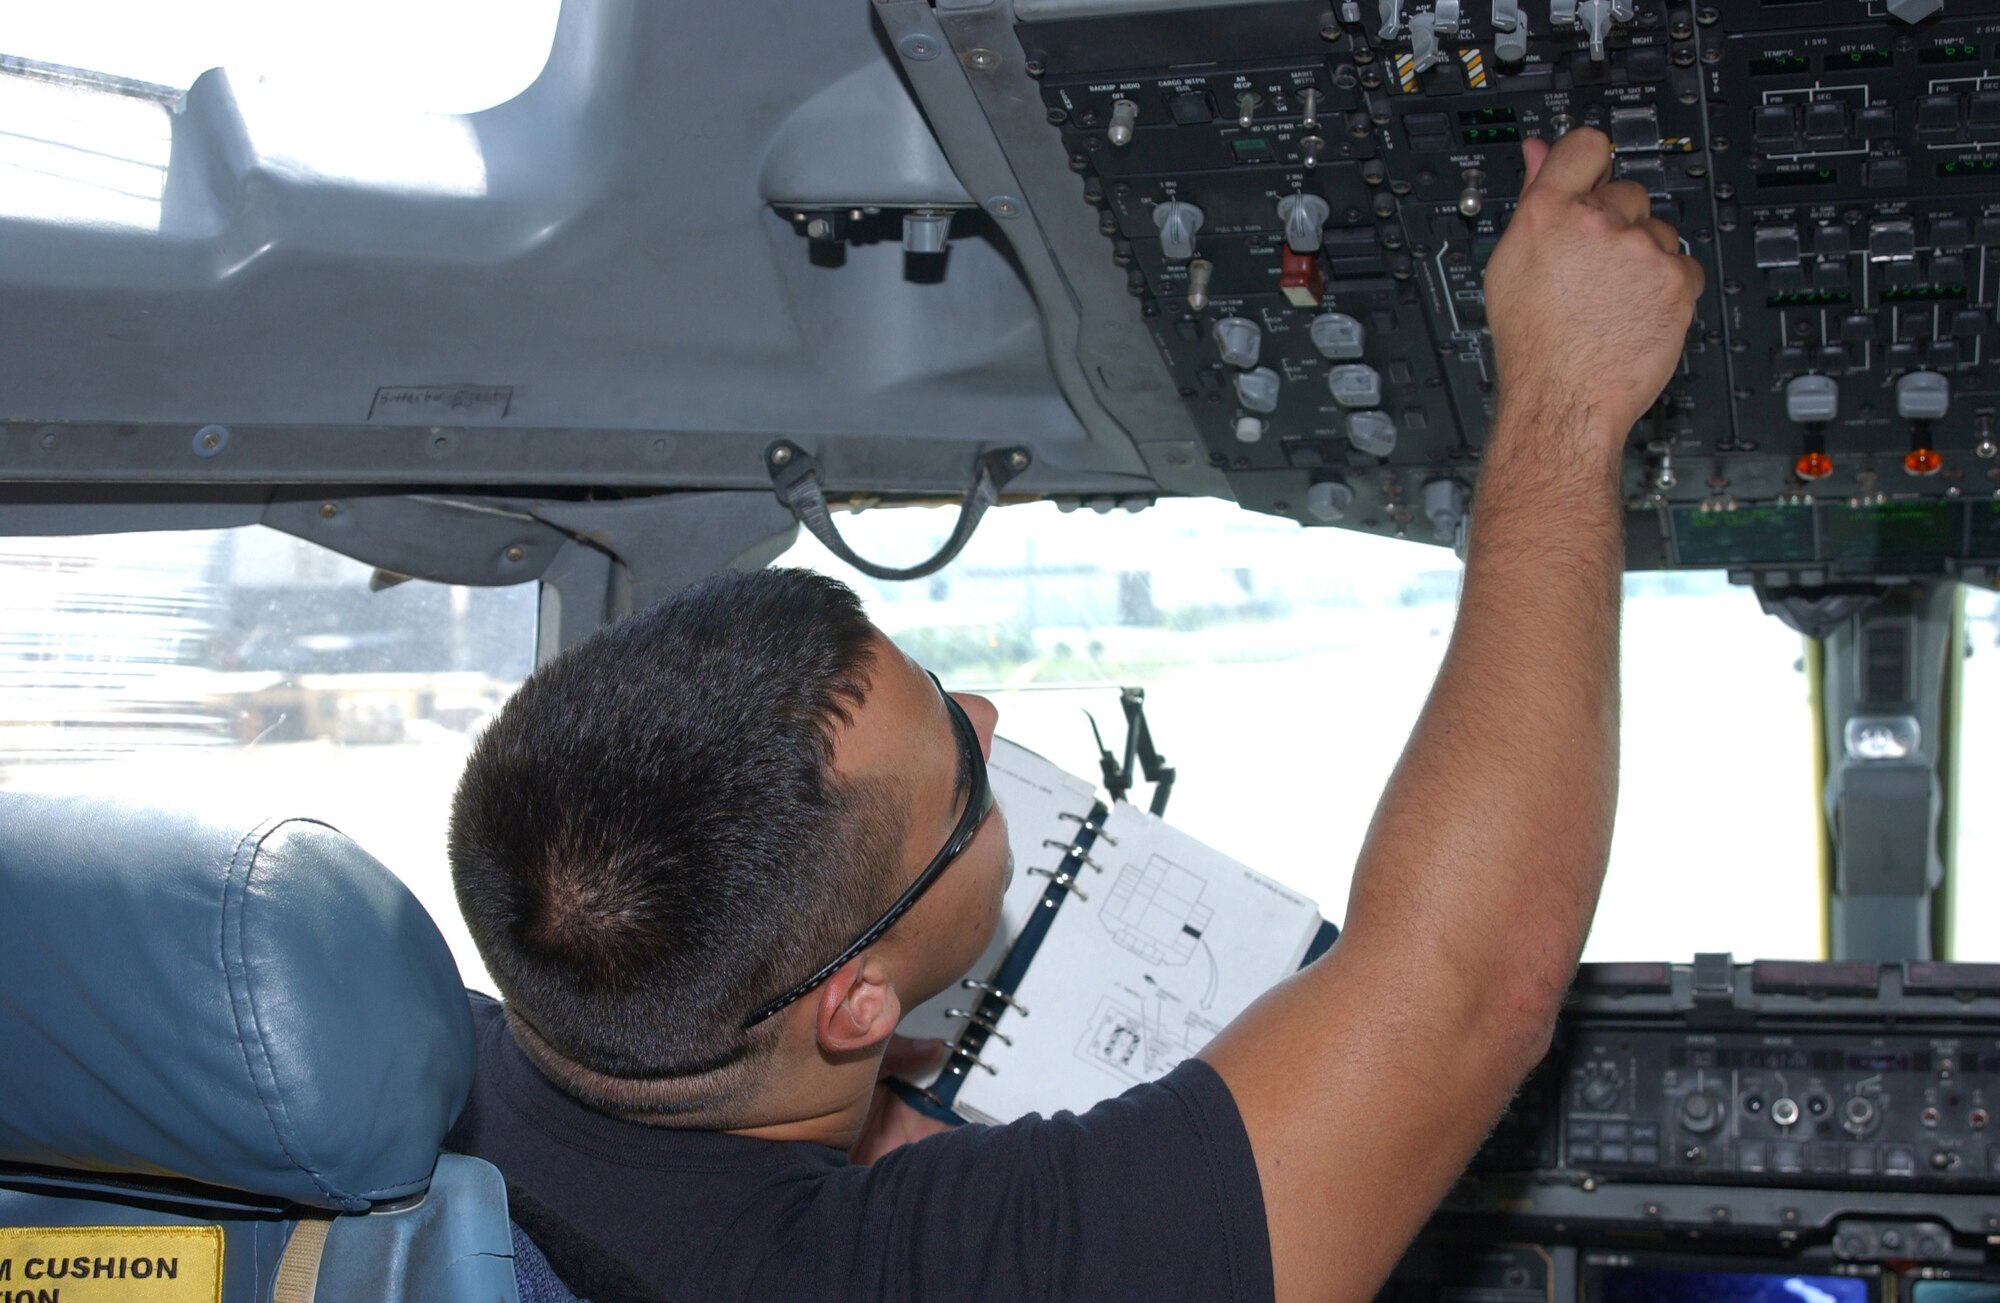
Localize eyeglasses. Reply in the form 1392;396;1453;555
741;672;995;1029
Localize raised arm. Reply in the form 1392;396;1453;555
1198;127;1705;1303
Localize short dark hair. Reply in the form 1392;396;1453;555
449;568;907;1095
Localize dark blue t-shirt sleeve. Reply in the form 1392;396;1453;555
829;1060;1273;1303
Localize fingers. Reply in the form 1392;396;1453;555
1592;179;1653;226
1640;216;1682;256
1520;126;1613;198
1520;135;1552;188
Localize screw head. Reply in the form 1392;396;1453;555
319;502;339;519
504;545;526;563
1007;450;1030;471
897;33;941;61
770;446;793;466
988;195;1024;218
962;47;999;70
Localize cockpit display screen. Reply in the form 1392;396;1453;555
1909;1284;2000;1303
1597;1271;1870;1303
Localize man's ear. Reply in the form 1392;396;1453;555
814;956;903;1056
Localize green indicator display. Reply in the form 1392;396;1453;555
1767;289;1854;307
1939;157;2000;178
1881;283;1969;301
1968;502;2000;558
1757;165;1841;189
1750;54;1811;75
1671;506;1817;568
1920;41;1983;64
1824;48;1892;70
1822;502;1960;570
1462;124;1521;144
1458;106;1518;125
1231;137;1272;161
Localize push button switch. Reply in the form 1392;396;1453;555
1805;101;1849;141
1856;106;1896;139
1755;224;1802;267
1918;94;1962;133
1755;104;1799;146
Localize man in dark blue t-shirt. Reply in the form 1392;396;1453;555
445;127;1704;1303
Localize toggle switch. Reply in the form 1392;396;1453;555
1108;99;1139;147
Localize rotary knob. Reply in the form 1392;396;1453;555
1152;200;1206;262
1578;1063;1622;1111
1678;1091;1724;1135
1214;317;1261;368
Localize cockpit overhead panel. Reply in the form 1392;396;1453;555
891;0;2000;579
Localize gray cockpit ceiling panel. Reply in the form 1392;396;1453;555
0;0;1162;500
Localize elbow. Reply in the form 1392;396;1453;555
1475;959;1571;1082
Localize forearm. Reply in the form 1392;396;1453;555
1338;394;1625;1059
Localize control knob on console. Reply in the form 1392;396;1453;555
1678;1091;1724;1135
1491;0;1528;62
1327;364;1384;409
1346;409;1399;457
1152;201;1206;262
1214;317;1261;368
1578;1064;1623;1111
1235;367;1281;414
1422;479;1468;546
1278;194;1331;254
1309;312;1366;361
1306;477;1355;523
1843;1093;1880;1136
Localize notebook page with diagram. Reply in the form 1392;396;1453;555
948;801;1322;1126
896;736;1101;1044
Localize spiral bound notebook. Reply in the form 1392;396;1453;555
899;738;1329;1125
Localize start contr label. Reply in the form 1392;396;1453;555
0;1226;221;1302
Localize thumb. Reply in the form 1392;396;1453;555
1519;135;1552;190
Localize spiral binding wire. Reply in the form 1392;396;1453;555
1027;866;1089;901
959;979;1027;1016
1040;839;1103;873
944;1008;1014;1046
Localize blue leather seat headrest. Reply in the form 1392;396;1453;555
0;794;474;1212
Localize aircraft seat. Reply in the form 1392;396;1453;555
0;792;555;1302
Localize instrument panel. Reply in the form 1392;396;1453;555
1010;0;2000;577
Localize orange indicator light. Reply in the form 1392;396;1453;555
1795;451;1833;481
1904;447;1942;477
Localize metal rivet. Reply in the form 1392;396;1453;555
319;502;339;519
897;33;941;61
39;429;59;449
504;545;526;563
962;47;999;70
1008;450;1030;470
770;446;793;466
988;195;1024;217
193;424;229;458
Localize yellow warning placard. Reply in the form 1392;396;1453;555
0;1226;221;1302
